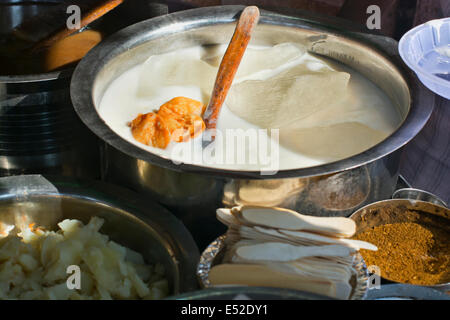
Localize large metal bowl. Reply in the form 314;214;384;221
70;6;434;247
0;174;200;297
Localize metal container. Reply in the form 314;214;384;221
350;199;450;292
0;0;100;178
0;0;168;179
392;188;448;208
70;6;434;247
0;174;200;296
0;0;61;36
0;68;102;178
196;235;369;300
365;284;450;300
169;286;334;300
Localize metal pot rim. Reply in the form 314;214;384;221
0;68;73;83
70;5;434;180
349;198;450;219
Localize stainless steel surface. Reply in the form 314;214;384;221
397;174;412;189
196;235;369;300
365;284;450;300
0;0;100;178
70;6;434;247
169;286;334;300
392;188;448;208
0;174;200;296
0;0;62;37
0;1;169;179
350;199;450;292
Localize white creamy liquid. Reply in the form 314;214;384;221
98;44;401;171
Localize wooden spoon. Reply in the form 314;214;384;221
202;6;260;145
30;0;124;53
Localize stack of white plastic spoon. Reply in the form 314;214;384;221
209;206;377;299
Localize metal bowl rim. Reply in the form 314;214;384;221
391;188;448;207
0;68;73;83
349;198;450;219
0;174;201;294
168;285;335;300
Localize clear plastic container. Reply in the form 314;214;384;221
399;18;450;99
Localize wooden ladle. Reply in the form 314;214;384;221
30;0;124;53
202;6;260;145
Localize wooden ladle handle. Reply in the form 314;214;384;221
31;0;124;52
203;6;260;131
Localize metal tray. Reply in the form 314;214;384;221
197;235;369;300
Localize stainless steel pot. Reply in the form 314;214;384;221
70;6;434;247
0;174;200;295
0;0;100;178
0;0;168;178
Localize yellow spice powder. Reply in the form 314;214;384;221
353;222;450;285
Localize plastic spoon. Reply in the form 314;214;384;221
233;206;357;237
